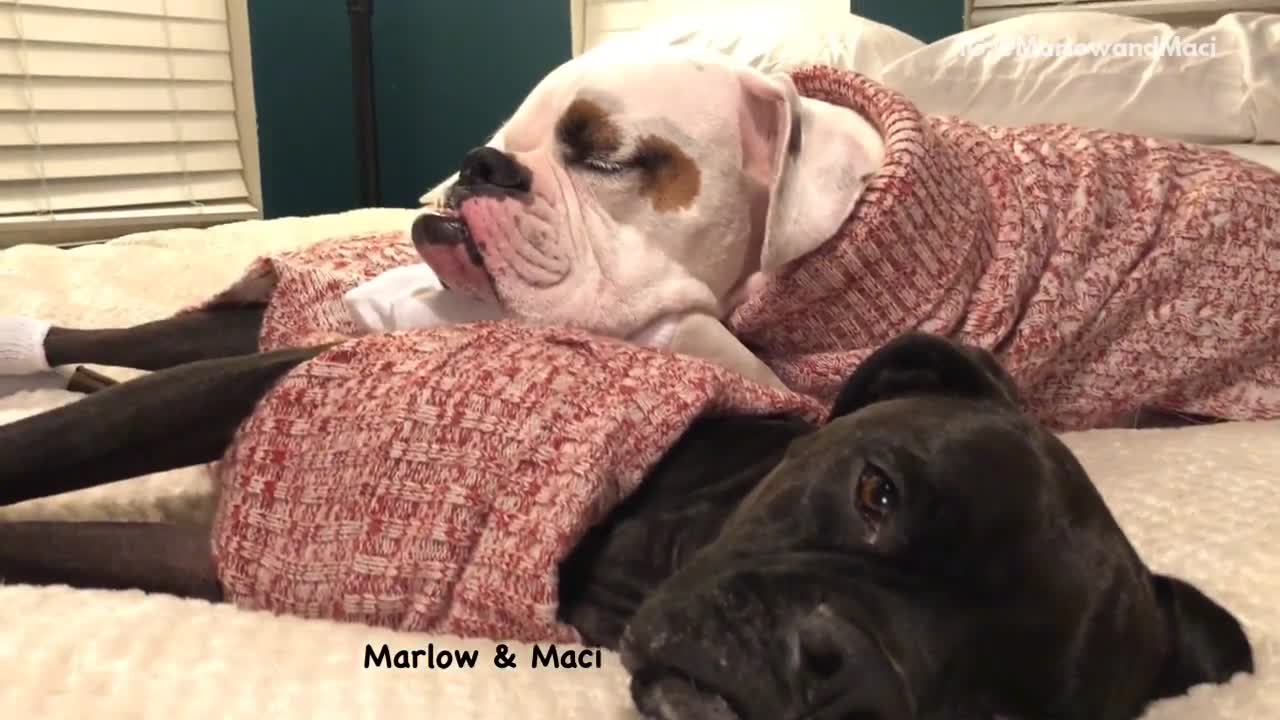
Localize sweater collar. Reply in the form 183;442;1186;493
729;66;998;359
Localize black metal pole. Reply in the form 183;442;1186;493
347;0;381;207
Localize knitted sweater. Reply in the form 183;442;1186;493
201;69;1280;432
729;67;1280;430
211;324;823;642
195;65;1280;640
195;229;420;352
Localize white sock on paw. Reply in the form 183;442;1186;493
0;316;52;375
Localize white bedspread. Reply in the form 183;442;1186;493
0;211;1274;719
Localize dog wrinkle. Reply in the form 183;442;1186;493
547;160;588;267
636;135;701;213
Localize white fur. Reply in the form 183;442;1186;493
408;47;885;384
0;315;51;375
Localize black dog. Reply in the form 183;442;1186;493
0;320;1253;720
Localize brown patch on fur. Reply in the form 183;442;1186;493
557;98;623;161
635;135;701;213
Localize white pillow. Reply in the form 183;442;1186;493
1242;12;1280;143
597;6;926;81
880;11;1280;144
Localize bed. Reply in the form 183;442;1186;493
1221;142;1280;173
2;7;1279;720
0;211;646;720
1;209;1276;719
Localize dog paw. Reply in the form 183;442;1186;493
0;316;51;375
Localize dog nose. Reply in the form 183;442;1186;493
457;146;531;192
786;606;913;718
788;608;856;682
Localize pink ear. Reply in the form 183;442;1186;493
736;72;801;275
736;72;792;201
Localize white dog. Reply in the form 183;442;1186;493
8;44;1280;431
347;44;884;390
339;42;1280;432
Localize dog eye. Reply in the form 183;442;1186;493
581;158;628;174
855;465;898;521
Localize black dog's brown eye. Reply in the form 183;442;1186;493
855;466;897;521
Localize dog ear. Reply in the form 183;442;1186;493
829;333;1021;420
736;70;883;275
1146;574;1253;704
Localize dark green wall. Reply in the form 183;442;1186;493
853;0;965;43
248;1;571;219
248;2;359;218
247;2;954;218
372;1;572;209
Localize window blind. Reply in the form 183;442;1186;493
0;0;259;246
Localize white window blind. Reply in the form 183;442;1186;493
0;0;260;246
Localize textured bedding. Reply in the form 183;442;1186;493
0;210;1275;719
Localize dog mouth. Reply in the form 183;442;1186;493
629;667;742;720
410;206;498;303
622;627;748;720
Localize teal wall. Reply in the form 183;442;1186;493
853;0;965;43
248;1;571;219
246;2;953;218
372;2;572;209
248;2;359;218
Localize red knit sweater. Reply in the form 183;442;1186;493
731;67;1280;430
202;69;1280;431
211;325;822;642
197;66;1280;641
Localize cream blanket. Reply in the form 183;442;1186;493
0;210;1274;719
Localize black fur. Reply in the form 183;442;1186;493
0;318;1251;720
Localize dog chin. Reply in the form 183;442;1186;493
631;671;741;720
411;209;500;304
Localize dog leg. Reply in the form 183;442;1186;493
0;521;222;601
0;306;266;376
0;346;322;506
44;306;267;370
65;366;121;394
